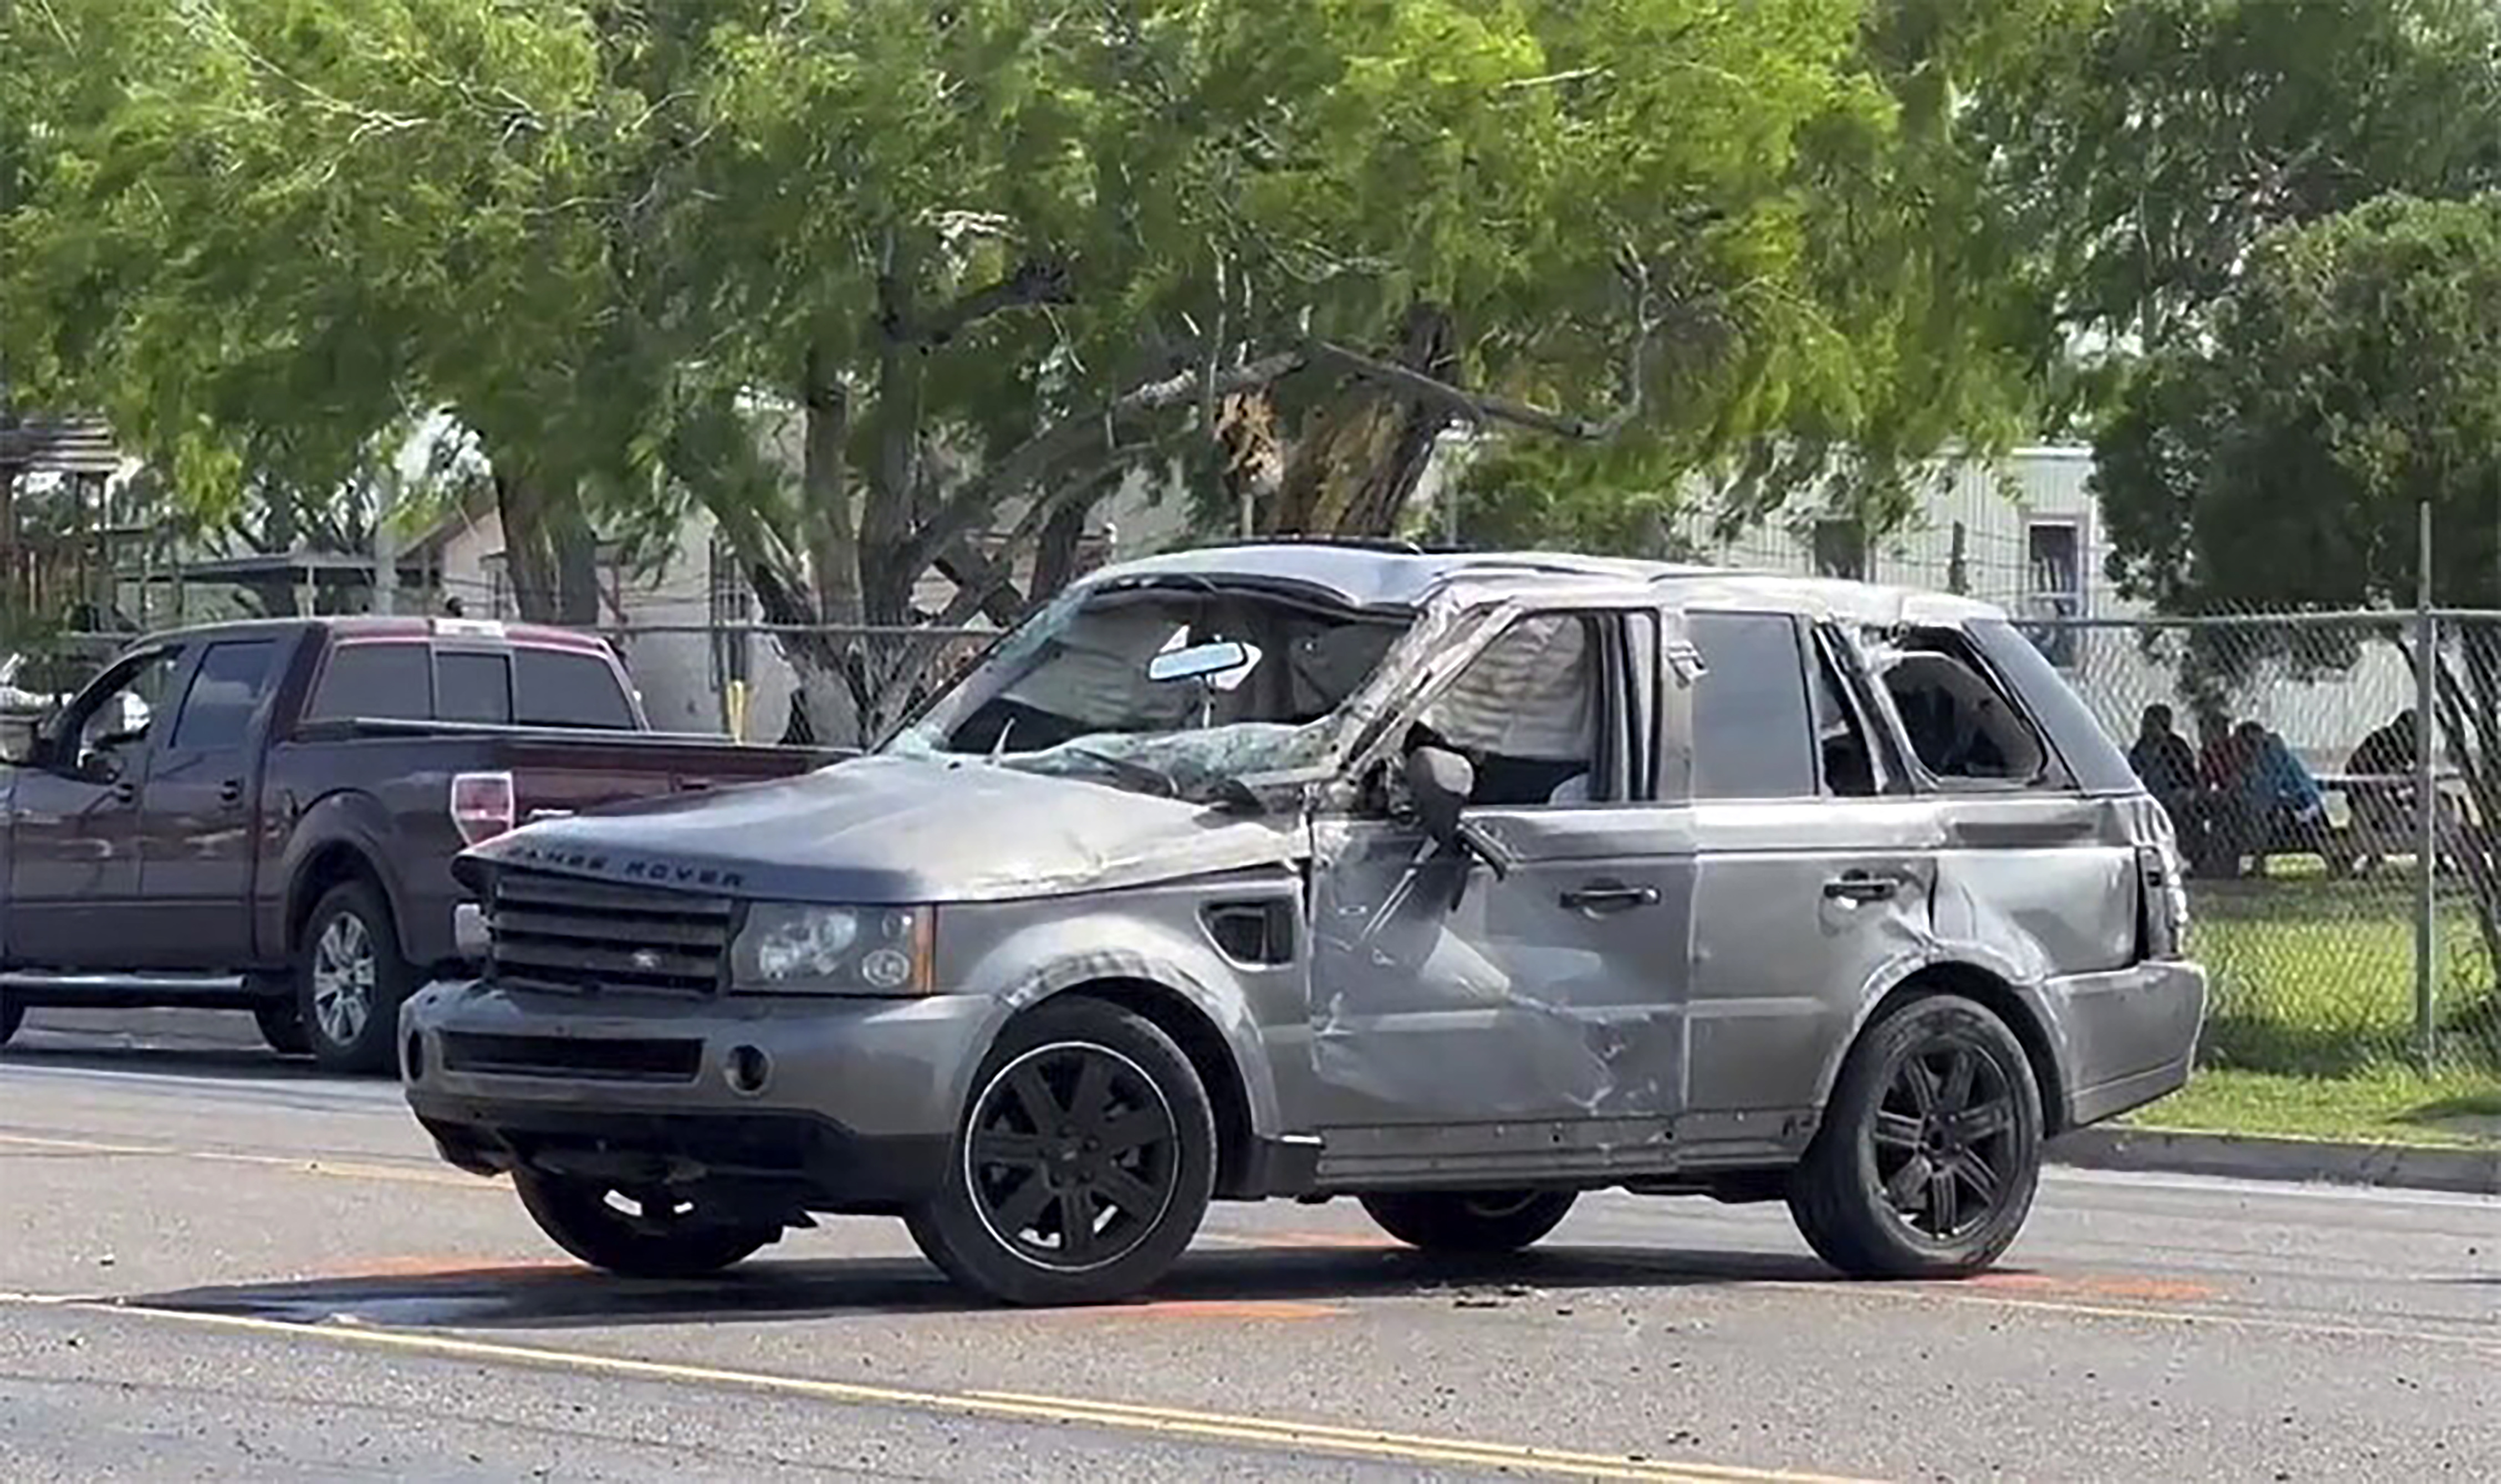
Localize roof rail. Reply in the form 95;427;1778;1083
1208;534;1427;556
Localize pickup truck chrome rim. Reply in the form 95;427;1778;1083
1871;1034;2019;1243
311;914;376;1046
966;1041;1178;1273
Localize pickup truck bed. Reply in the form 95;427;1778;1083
0;616;833;1068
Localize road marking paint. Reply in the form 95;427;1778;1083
967;1389;1872;1482
1050;1298;1345;1322
1764;1280;2501;1354
4;1296;1867;1483
0;1132;491;1190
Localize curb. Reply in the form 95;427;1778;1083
2050;1125;2501;1197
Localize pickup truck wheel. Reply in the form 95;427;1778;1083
0;994;22;1047
251;996;311;1057
1359;1190;1578;1254
1787;994;2042;1280
907;999;1216;1307
297;882;415;1074
513;1171;778;1278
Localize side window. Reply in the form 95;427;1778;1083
70;649;183;768
1879;629;2052;785
307;643;433;722
1687;612;1816;801
1808;633;1878;798
513;648;636;730
436;651;513;724
170;641;279;752
1415;613;1600;806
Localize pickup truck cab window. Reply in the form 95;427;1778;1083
170;641;279;752
513;647;636;730
71;648;180;774
308;642;431;722
436;651;513;724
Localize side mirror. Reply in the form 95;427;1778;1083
1403;745;1514;881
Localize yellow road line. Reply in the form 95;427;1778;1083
0;1132;488;1189
7;1297;1856;1483
11;1130;2491;1357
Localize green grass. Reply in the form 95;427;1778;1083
2112;872;2501;1145
2187;874;2499;1077
2125;1066;2501;1149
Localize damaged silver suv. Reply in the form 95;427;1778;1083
402;544;2204;1305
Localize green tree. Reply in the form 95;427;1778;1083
2096;193;2501;993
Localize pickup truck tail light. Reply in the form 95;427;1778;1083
451;770;517;846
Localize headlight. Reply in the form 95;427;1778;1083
730;903;935;995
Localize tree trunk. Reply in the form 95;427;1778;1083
1267;302;1456;538
1030;497;1091;602
802;342;862;627
497;472;564;623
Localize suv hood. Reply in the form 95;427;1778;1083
467;754;1304;904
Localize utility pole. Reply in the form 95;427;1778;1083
2413;498;2438;1065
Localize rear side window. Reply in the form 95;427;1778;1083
307;643;431;721
513;648;635;730
1687;612;1816;800
171;640;278;751
436;651;513;724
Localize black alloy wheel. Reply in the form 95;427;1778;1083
1869;1039;2019;1242
1788;994;2042;1279
909;998;1215;1306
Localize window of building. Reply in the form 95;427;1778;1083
2022;521;2083;669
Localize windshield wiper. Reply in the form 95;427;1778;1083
1056;746;1180;799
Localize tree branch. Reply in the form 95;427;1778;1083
909;259;1073;347
895;348;1309;579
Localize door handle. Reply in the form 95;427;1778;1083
217;779;244;807
1823;871;1903;904
1560;881;1661;914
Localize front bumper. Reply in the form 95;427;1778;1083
400;978;1001;1210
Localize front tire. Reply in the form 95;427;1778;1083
514;1171;779;1278
1788;994;2043;1280
1360;1190;1577;1254
908;998;1216;1307
296;882;416;1074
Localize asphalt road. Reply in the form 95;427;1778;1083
3;1008;2495;1482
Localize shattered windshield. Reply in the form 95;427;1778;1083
887;581;1412;798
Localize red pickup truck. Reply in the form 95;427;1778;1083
0;617;832;1069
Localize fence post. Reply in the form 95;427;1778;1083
2413;500;2438;1065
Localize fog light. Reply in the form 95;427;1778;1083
726;1044;770;1096
404;1032;427;1082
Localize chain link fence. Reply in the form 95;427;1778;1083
2026;611;2501;1076
10;606;2499;1077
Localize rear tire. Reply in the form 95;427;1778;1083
908;997;1216;1307
514;1171;778;1278
0;994;22;1047
297;881;417;1074
1360;1190;1577;1254
1788;994;2042;1280
251;988;311;1056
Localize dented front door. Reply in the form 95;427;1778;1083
1300;804;1694;1161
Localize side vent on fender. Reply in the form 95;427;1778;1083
1203;900;1297;968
